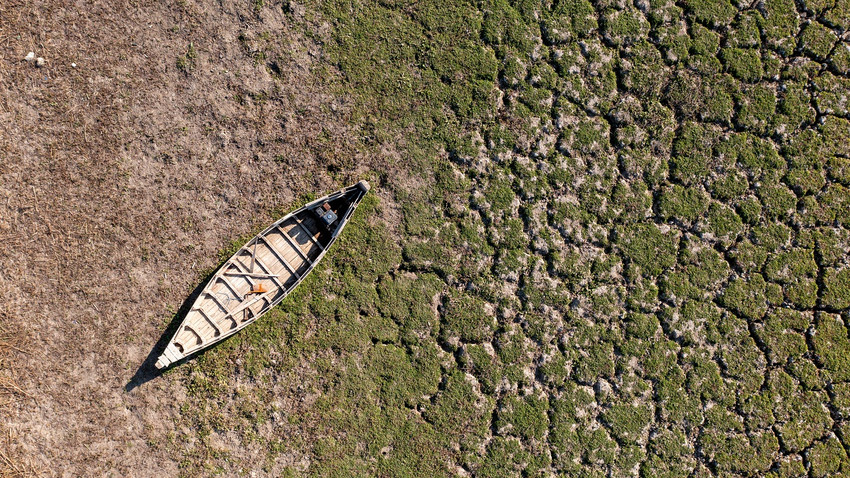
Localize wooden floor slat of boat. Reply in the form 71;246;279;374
182;325;203;346
165;345;182;362
245;253;286;292
217;275;244;300
196;300;220;325
175;241;299;353
189;319;214;342
242;300;265;324
293;216;324;251
183;278;242;346
236;255;285;321
292;214;325;258
197;309;223;337
299;214;323;239
253;241;291;279
279;221;315;260
234;247;293;291
265;230;309;273
226;262;257;288
206;291;230;314
258;236;300;278
225;255;285;323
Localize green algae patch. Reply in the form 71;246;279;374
721;48;764;82
615;223;679;277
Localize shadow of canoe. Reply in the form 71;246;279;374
124;261;239;392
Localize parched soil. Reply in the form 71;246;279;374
1;1;378;474
4;0;850;475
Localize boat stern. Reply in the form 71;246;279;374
154;343;183;369
356;180;370;192
154;356;170;370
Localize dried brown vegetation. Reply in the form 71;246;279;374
0;322;40;478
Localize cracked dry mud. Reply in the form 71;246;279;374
2;0;850;476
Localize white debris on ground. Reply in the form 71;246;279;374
24;52;46;67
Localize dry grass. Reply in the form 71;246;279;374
0;325;31;405
0;323;40;478
0;432;43;478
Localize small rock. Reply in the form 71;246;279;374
35;57;45;67
71;63;77;68
24;52;35;62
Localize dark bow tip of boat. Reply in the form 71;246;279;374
357;180;370;192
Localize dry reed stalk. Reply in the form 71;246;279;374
0;429;44;478
0;324;40;477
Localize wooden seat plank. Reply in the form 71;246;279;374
223;271;279;279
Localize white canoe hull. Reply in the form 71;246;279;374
155;181;370;369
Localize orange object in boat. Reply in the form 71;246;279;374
248;284;267;294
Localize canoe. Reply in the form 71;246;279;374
155;180;371;369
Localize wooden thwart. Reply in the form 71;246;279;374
223;271;280;279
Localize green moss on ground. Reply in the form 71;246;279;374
616;223;679;277
823;268;850;309
720;274;769;320
721;48;763;82
439;291;494;346
169;0;850;474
